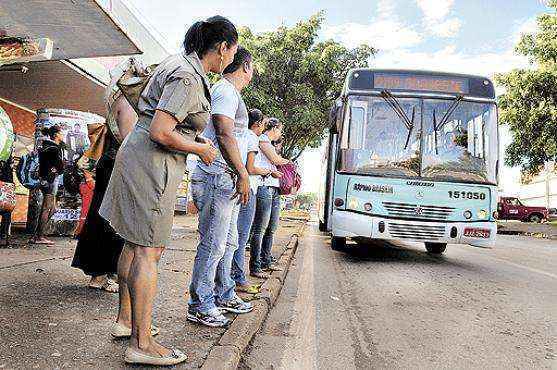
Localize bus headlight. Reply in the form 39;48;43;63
334;198;345;208
478;210;488;219
463;210;473;220
364;203;373;211
493;211;499;220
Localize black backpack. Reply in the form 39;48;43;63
16;152;41;189
63;164;84;196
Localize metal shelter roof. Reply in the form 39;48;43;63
0;0;141;60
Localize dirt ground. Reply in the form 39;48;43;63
0;215;302;370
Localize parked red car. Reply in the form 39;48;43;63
498;197;548;223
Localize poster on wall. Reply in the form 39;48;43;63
34;109;104;236
35;109;104;163
51;208;80;222
0;106;15;161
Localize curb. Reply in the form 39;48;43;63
200;222;305;370
498;229;557;239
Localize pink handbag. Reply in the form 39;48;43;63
277;163;301;196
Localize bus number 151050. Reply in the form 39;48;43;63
448;191;486;200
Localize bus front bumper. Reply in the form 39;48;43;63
331;210;496;247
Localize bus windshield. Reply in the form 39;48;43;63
338;96;498;184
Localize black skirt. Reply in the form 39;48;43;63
71;156;124;276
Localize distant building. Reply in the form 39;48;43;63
298;147;322;194
519;162;557;208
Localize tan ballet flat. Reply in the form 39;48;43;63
124;347;187;366
111;322;160;338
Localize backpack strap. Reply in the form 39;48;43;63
106;87;124;144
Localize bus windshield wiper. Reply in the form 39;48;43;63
380;90;416;150
432;95;463;154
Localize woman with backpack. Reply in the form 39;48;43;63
98;16;236;366
249;118;290;279
31;125;65;245
71;63;138;294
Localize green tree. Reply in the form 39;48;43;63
239;13;375;160
295;192;317;209
496;1;557;175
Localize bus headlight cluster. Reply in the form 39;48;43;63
364;203;373;211
348;199;359;209
463;210;473;220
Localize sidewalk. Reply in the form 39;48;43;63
497;220;557;239
0;215;304;369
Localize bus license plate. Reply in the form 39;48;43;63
463;228;491;239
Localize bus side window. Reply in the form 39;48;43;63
349;107;365;149
340;104;349;149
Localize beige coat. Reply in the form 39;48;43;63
99;52;211;247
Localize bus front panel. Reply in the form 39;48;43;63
330;174;497;247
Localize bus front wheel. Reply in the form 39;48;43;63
425;242;447;255
331;236;346;251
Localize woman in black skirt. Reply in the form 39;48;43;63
71;65;138;292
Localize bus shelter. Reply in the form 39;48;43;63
0;0;142;226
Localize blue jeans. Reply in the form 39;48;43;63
231;189;256;285
188;169;239;313
249;186;280;273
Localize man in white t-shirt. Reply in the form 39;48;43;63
188;47;254;327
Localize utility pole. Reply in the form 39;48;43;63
546;161;555;209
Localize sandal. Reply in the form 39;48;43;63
88;277;119;293
124;347;187;366
103;278;119;293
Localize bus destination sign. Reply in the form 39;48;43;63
374;73;469;94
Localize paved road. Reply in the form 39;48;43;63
241;222;557;369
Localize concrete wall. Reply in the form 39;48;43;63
519;173;557;208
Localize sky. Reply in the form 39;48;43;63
125;0;550;194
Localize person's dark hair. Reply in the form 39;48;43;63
248;109;264;129
183;16;238;57
36;109;50;120
42;125;61;140
264;117;282;132
223;46;252;74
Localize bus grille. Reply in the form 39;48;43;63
383;202;455;220
388;223;446;240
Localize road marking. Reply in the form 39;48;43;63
459;243;557;279
279;232;317;370
487;256;557;280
